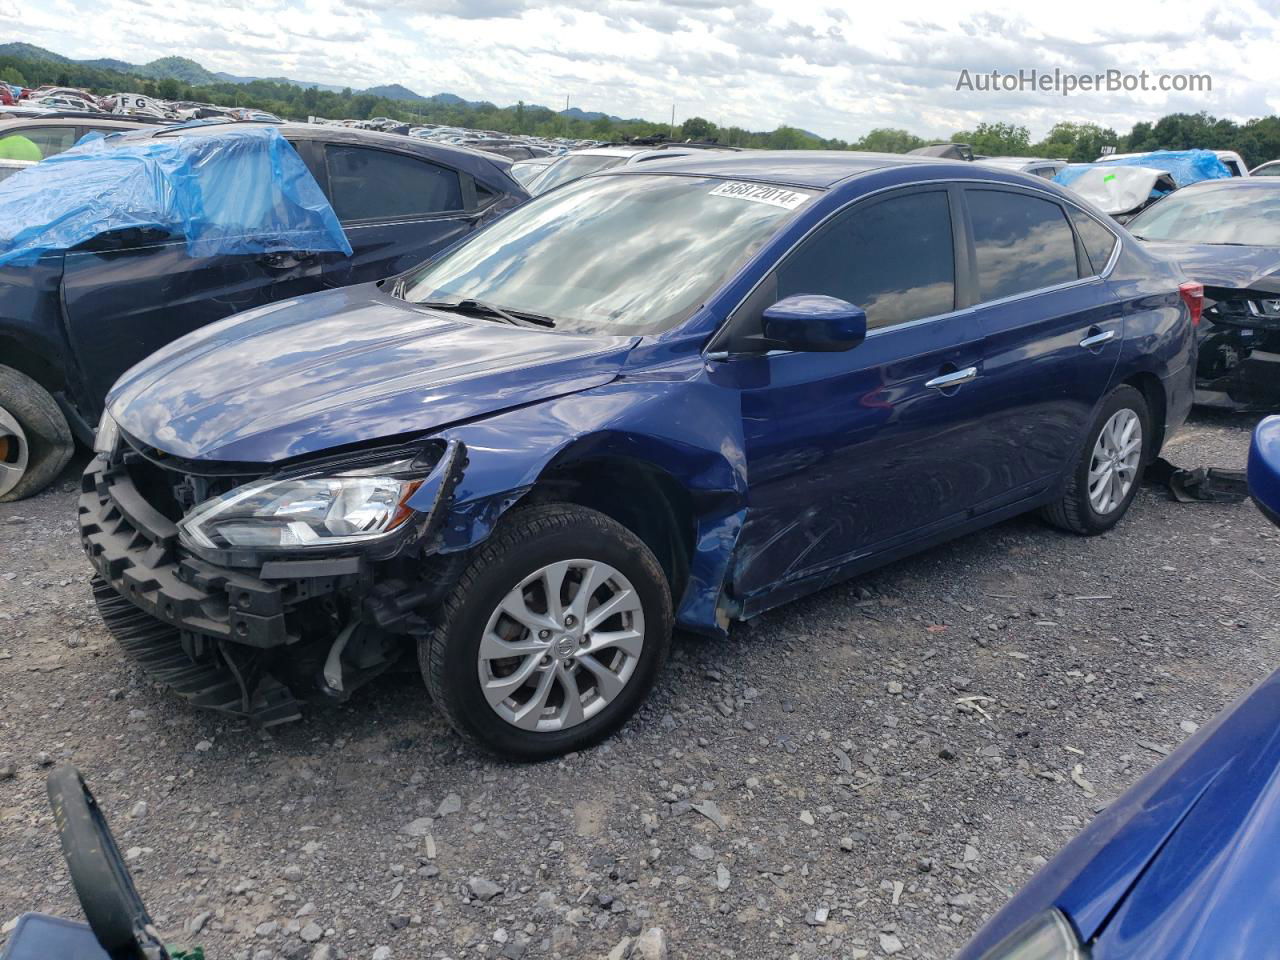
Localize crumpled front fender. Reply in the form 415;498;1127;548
420;368;749;635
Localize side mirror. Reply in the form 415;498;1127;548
761;294;867;352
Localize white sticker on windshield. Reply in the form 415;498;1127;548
708;181;812;210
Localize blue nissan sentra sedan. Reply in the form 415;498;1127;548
80;151;1197;757
956;416;1280;960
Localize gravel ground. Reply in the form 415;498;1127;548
1;409;1277;960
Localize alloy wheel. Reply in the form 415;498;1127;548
477;559;645;732
0;407;29;499
1088;408;1142;515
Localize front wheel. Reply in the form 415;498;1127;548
1042;384;1151;535
0;364;74;502
420;503;673;759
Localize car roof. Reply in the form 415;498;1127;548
0;116;147;130
133;121;524;194
606;150;955;188
1100;149;1242;162
977;156;1064;166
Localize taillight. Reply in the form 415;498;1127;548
1179;281;1204;327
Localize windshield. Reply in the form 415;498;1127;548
509;159;550;186
529;153;626;194
1128;184;1280;245
400;173;812;335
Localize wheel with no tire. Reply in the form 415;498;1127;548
0;364;73;502
1042;384;1151;535
420;503;674;759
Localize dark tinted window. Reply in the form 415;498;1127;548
324;145;462;220
969;190;1078;301
777;191;955;330
1068;208;1118;275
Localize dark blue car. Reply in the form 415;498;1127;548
0;122;526;500
80;151;1197;757
955;415;1280;960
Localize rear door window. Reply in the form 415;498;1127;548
776;190;956;330
1068;207;1119;275
967;189;1079;301
324;145;463;221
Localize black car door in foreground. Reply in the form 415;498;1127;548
720;187;993;608
59;235;328;419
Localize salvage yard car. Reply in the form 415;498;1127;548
0;122;527;500
1126;177;1280;410
81;152;1196;758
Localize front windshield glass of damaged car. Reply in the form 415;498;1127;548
1128;184;1280;246
399;174;812;334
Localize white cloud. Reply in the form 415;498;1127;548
9;0;1280;139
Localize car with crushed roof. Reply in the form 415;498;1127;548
81;150;1196;758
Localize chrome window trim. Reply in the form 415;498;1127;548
707;175;1124;355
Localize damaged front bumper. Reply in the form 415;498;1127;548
1195;302;1280;411
78;443;466;725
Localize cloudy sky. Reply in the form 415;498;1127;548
6;0;1279;139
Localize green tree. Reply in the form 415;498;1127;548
680;116;715;140
852;127;926;154
0;66;26;86
952;121;1031;156
1031;121;1119;162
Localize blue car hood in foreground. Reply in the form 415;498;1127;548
106;283;636;463
956;667;1280;959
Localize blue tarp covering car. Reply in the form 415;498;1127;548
1089;149;1234;187
0;124;351;267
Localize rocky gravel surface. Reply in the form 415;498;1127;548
1;409;1278;960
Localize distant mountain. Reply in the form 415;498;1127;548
143;56;221;85
365;83;425;101
0;42;725;132
0;42;70;63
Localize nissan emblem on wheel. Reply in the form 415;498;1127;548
79;152;1195;759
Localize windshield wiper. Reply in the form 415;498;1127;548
419;298;556;328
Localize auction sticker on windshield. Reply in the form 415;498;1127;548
708;181;812;210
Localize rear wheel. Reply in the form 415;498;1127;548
0;364;73;502
1042;384;1150;535
420;503;673;759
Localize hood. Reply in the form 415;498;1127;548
954;668;1280;960
1087;673;1280;959
107;283;636;463
1140;241;1280;295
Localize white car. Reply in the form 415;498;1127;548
1097;149;1250;177
975;156;1067;179
527;143;736;195
1251;159;1280;176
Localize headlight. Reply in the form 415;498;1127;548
178;459;425;553
979;909;1087;960
93;410;119;456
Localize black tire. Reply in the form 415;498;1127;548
1042;384;1151;535
0;364;74;502
421;503;673;759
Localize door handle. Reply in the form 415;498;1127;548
1079;329;1116;349
925;366;978;391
